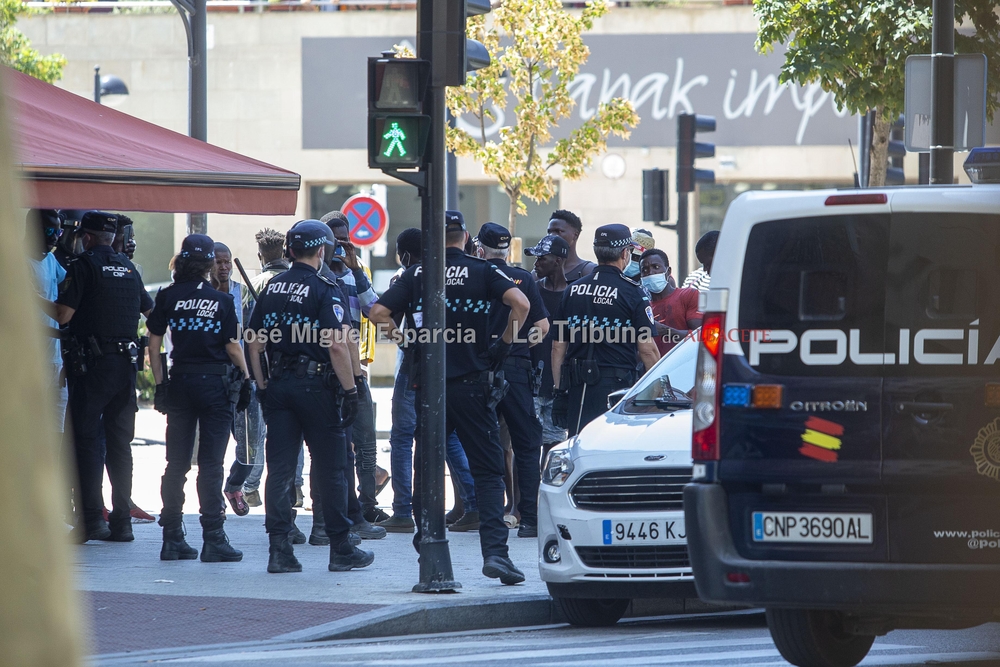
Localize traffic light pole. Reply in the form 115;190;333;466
675;192;689;282
413;0;459;593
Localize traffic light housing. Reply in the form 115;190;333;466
420;0;492;87
642;169;669;223
677;113;716;194
368;56;431;169
886;114;906;186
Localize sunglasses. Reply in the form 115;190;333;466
44;226;63;239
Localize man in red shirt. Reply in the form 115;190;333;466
639;249;702;356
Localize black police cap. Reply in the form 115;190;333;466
445;210;466;231
475;222;511;250
287;220;336;250
80;211;119;233
180;234;216;260
524;234;569;258
593;223;633;248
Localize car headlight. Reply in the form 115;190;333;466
542;447;575;487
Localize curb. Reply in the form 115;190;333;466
273;593;562;642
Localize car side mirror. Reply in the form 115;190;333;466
607;387;629;409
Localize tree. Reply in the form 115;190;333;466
756;0;1000;186
1;0;66;84
446;0;638;235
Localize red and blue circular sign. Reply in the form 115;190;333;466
341;195;389;246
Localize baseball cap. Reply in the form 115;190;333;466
593;223;633;248
445;210;466;231
80;211;119;233
632;228;655;253
475;222;511;250
524;234;569;258
287;220;336;250
180;234;216;260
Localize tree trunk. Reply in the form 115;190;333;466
507;190;518;237
868;106;892;187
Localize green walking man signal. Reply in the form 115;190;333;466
383;122;408;158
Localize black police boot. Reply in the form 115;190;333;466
107;519;134;542
200;528;243;563
267;539;302;574
309;502;329;546
329;543;375;572
289;510;307;545
72;518;111;543
160;525;198;561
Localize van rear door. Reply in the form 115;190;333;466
882;206;1000;564
724;212;890;561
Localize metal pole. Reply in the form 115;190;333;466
676;191;688;283
412;0;458;593
188;0;208;234
446;111;458;210
93;66;101;104
930;0;955;184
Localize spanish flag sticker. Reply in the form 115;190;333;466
799;416;844;463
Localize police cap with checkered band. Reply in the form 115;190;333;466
593;223;633;249
287;220;336;251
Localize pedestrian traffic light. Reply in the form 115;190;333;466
420;0;492;87
368;56;431;169
677;113;716;194
642;168;669;223
886;115;906;186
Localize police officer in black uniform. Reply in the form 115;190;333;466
475;222;550;539
247;221;373;574
147;234;250;563
55;211;153;542
551;224;661;436
370;211;531;584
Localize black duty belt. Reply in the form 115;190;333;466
171;363;231;376
279;357;330;377
450;370;494;385
602;366;636;381
504;356;534;371
99;339;139;356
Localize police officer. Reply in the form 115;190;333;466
146;235;249;562
475;222;549;539
551;224;661;436
369;211;531;585
55;211;153;542
247;221;373;574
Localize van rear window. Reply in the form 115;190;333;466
738;215;889;377
738;212;1000;377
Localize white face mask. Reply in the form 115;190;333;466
641;273;668;294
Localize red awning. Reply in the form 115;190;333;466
3;67;300;215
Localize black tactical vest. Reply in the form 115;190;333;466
68;250;144;341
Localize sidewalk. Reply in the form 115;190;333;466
77;400;547;658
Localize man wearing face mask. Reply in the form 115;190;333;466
638;248;702;356
27;210;68;434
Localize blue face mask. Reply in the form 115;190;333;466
641;273;668;294
624;260;641;278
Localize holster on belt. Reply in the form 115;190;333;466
487;370;509;410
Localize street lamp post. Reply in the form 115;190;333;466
170;0;209;234
93;65;129;105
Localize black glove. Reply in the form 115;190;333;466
488;339;512;372
340;386;360;428
154;383;170;415
235;378;252;413
551;388;570;430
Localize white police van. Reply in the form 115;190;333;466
539;335;698;626
684;150;1000;667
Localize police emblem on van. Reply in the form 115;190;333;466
970;418;1000;481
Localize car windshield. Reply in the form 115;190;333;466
619;332;699;415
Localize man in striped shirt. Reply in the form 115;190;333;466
681;230;719;292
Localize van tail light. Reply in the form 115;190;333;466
693;312;725;461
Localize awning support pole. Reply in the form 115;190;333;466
171;0;208;234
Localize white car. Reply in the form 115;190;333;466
538;334;698;626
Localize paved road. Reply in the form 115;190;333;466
98;613;1000;666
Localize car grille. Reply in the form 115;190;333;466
569;467;691;511
575;545;691;570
